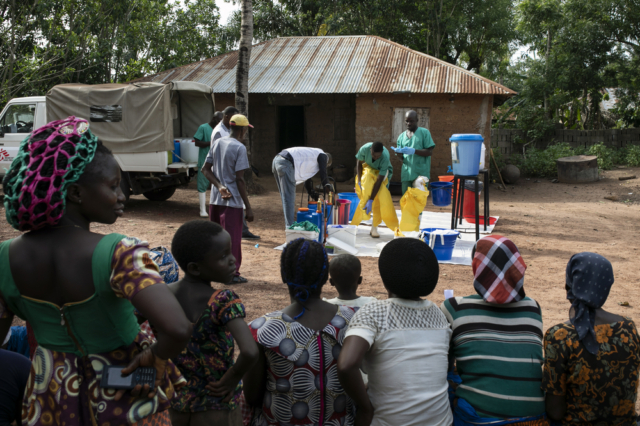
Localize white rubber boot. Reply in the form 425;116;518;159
370;226;380;238
199;192;208;217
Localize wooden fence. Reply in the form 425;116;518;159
491;128;640;159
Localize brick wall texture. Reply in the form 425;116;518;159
213;92;494;180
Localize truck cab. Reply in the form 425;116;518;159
0;97;46;173
0;81;213;202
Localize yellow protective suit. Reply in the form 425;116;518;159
399;187;429;232
351;164;399;230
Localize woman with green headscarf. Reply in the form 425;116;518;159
0;117;192;426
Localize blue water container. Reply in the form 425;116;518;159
172;140;181;163
449;134;483;176
296;208;323;243
338;193;360;222
421;228;460;261
296;208;315;225
316;209;324;244
429;182;453;207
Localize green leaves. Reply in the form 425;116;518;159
0;0;225;106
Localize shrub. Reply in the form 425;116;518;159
586;143;615;170
518;142;574;177
625;145;640;167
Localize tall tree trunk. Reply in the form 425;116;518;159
236;0;258;189
236;0;252;140
544;29;551;117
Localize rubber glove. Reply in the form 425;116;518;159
364;199;373;215
357;179;363;191
401;147;416;155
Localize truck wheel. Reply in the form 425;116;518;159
143;186;176;202
120;179;131;202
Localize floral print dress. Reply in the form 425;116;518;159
542;318;640;425
249;306;356;426
170;289;246;413
0;237;186;426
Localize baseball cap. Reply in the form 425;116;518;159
229;114;254;128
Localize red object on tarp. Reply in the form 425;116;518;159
464;216;497;225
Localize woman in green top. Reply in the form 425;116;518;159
392;110;436;195
0;117;192;426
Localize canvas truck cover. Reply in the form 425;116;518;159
46;82;173;153
168;81;216;140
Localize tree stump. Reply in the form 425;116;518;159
556;155;598;184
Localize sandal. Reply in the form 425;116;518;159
230;276;248;284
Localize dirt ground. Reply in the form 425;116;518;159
3;167;640;328
3;168;640;409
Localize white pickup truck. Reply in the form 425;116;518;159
0;81;214;201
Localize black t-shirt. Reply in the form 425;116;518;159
0;349;31;425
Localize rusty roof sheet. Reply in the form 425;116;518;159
133;35;516;96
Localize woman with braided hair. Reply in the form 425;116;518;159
242;238;356;426
0;117;192;426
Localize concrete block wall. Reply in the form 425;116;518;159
355;93;493;180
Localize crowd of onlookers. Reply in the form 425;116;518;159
1;116;638;426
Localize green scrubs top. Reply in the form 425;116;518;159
194;123;213;193
356;142;393;184
396;127;435;182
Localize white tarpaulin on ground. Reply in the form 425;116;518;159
275;211;499;266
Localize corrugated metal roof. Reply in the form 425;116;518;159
133;35;516;96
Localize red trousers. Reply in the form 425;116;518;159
209;204;243;275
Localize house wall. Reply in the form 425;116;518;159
355;93;494;180
213;93;357;175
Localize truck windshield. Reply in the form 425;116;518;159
1;104;35;134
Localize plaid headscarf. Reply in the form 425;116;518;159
472;235;526;304
566;252;615;355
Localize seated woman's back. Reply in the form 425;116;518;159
243;239;355;426
441;235;546;421
350;298;452;424
340;238;454;426
543;252;640;425
442;295;545;417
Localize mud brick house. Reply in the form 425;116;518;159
134;35;516;179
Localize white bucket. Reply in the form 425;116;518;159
179;139;199;163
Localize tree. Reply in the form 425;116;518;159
0;0;226;106
223;0;515;72
235;0;252;119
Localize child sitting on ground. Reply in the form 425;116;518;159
168;220;258;426
337;238;453;426
323;254;377;308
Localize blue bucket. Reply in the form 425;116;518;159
421;228;459;261
449;134;484;176
338;193;360;222
172;140;181;163
430;182;453;207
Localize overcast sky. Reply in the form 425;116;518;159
217;0;238;25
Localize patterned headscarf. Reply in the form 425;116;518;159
472;235;527;304
566;252;614;355
3;117;97;231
